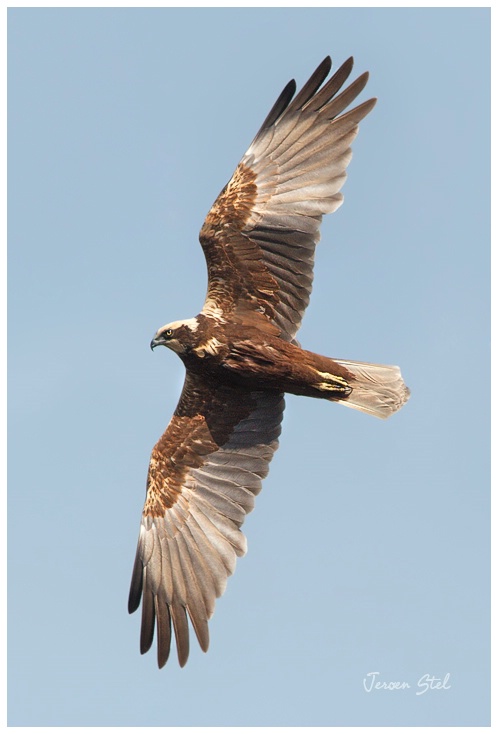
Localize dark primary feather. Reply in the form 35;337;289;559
285;56;332;114
305;56;354;113
253;78;297;138
199;56;376;340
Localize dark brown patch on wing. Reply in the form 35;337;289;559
144;416;212;516
200;164;280;322
201;163;257;236
144;375;257;517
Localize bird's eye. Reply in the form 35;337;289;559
165;328;173;338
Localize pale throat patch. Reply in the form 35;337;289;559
194;336;223;358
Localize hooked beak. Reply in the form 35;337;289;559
150;335;163;351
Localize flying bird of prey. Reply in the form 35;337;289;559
128;56;410;668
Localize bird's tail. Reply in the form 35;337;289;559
333;358;410;419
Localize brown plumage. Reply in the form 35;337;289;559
128;56;410;668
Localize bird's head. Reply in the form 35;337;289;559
150;318;200;355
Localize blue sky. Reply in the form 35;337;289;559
8;7;490;727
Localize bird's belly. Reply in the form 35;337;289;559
218;340;352;399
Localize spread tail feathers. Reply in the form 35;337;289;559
334;359;410;419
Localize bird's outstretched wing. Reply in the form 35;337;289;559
200;56;376;341
129;372;284;667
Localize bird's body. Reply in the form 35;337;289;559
129;56;410;668
151;313;406;411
